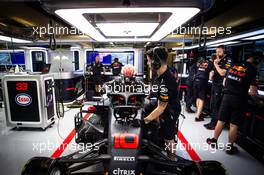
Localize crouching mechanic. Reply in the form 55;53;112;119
207;53;262;155
144;47;181;159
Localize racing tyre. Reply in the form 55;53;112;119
21;157;68;175
196;161;227;175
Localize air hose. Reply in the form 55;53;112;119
53;80;64;118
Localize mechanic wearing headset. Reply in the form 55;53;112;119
144;47;181;160
207;53;261;155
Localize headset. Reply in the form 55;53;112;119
151;47;167;70
253;55;262;66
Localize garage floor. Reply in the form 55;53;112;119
0;105;263;175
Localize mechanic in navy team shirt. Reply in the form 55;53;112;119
91;53;104;95
185;50;198;113
207;53;262;155
204;45;233;130
193;57;213;122
144;47;181;160
111;58;123;76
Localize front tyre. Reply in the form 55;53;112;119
21;157;68;175
196;161;227;175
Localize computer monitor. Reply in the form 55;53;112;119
42;64;51;74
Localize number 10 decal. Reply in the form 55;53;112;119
113;133;139;149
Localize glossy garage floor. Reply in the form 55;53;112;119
0;105;263;175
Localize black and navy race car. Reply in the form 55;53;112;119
21;90;227;175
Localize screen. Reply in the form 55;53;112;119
0;51;25;65
42;64;51;73
86;51;134;65
259;63;264;82
31;51;45;62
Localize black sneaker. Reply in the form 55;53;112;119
201;112;209;118
204;122;212;127
226;144;239;155
195;114;205;122
205;124;215;130
206;138;218;148
186;107;195;113
195;117;204;122
204;123;216;130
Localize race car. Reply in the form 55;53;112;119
21;90;227;175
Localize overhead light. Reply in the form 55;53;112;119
19;47;46;50
0;35;32;43
10;17;35;27
172;44;199;50
242;34;264;40
55;7;200;42
206;28;264;46
85;48;135;52
207;41;240;47
0;22;7;27
172;40;241;51
96;23;159;37
70;46;81;51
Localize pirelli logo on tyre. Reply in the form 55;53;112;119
113;156;135;162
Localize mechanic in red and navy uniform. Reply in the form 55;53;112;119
144;47;181;160
185;50;198;113
207;53;262;155
204;45;233;130
91;54;105;95
110;57;123;76
193;57;213;121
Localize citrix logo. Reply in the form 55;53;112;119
112;168;135;175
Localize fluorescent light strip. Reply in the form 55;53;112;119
172;28;264;50
85;48;135;52
0;35;32;43
243;34;264;40
96;23;159;37
55;8;200;42
172;41;239;50
172;44;199;50
207;41;240;47
206;28;264;46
